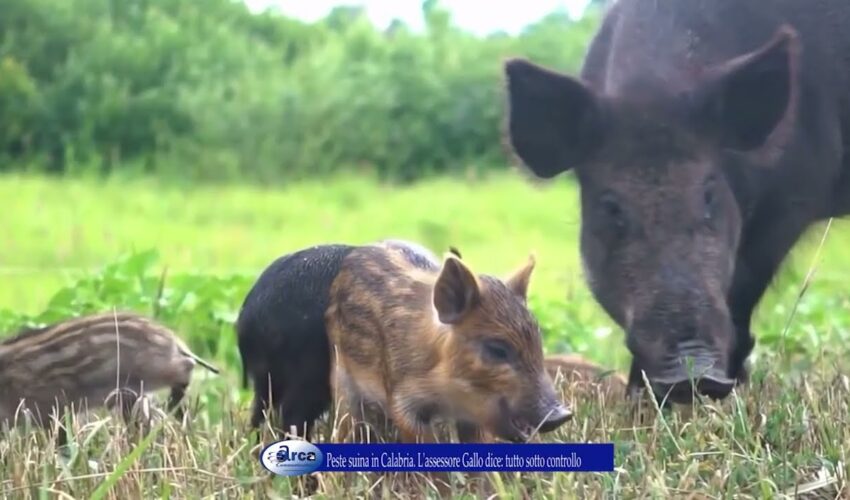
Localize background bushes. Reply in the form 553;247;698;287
0;0;600;183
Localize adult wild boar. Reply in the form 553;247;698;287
504;0;850;404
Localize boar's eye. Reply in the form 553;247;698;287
598;192;626;230
481;339;514;364
703;176;718;222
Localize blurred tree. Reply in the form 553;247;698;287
0;0;600;182
324;5;367;32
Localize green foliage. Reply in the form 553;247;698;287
0;0;600;183
0;249;253;377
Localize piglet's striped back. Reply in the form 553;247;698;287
0;311;218;429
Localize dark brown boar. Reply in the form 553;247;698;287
0;311;219;444
503;0;850;405
237;239;571;444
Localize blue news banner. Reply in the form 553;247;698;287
316;444;613;473
260;440;614;476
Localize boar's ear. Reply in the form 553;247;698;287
505;253;536;301
504;58;606;179
690;25;800;164
434;255;481;324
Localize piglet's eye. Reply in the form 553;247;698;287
482;339;513;363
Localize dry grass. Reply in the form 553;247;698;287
1;356;847;499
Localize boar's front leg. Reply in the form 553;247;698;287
51;408;70;450
392;411;431;444
167;383;188;422
389;382;441;444
455;421;490;443
105;388;142;424
455;421;493;496
333;393;373;443
626;361;652;401
332;366;383;443
727;209;814;386
729;327;755;384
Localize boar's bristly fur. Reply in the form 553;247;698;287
236;244;355;440
0;311;219;444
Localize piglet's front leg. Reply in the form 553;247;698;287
390;393;453;497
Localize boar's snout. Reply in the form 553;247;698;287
537;402;572;433
635;337;736;404
494;376;572;442
528;376;572;434
651;368;736;404
628;296;737;404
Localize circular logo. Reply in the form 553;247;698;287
259;439;324;477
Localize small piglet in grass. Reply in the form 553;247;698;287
0;311;219;445
237;239;572;445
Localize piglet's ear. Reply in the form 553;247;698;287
689;25;800;165
504;58;607;179
434;255;480;324
434;255;481;324
505;253;536;301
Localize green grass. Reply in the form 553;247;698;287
1;171;850;498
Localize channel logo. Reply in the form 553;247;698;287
259;439;324;477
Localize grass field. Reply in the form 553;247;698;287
1;172;850;498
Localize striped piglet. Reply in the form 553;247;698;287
0;311;219;444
